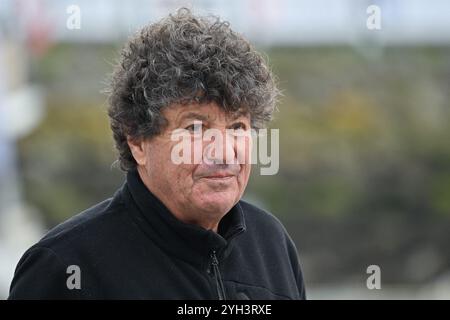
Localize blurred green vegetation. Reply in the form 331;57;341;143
249;47;450;220
18;99;124;224
17;44;450;283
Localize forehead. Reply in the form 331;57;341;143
165;102;249;124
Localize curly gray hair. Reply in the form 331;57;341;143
106;8;280;171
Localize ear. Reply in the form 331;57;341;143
127;136;147;166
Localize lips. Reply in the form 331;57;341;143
202;172;235;179
195;164;240;180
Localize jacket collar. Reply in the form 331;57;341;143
121;169;246;268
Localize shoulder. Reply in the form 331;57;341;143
28;188;127;263
238;199;301;262
237;200;306;299
9;191;127;299
237;199;300;258
238;199;289;237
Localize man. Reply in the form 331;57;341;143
9;9;306;300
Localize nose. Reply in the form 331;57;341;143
203;129;237;165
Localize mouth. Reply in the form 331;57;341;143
195;165;240;182
201;174;235;180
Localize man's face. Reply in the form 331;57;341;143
129;102;252;230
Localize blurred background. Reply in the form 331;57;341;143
1;0;450;299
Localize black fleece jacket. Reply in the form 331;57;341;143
8;170;306;300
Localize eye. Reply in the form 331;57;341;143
230;122;247;130
185;122;203;133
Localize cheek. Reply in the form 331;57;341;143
234;135;251;191
238;164;251;186
177;164;196;185
235;134;252;165
164;161;193;186
146;142;191;184
192;137;204;163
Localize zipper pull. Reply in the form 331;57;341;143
210;250;227;300
211;251;219;266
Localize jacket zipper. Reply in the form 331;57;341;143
210;250;227;300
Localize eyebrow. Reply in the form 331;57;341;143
176;110;249;126
228;111;248;121
176;112;209;125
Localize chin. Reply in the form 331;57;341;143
194;191;237;215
